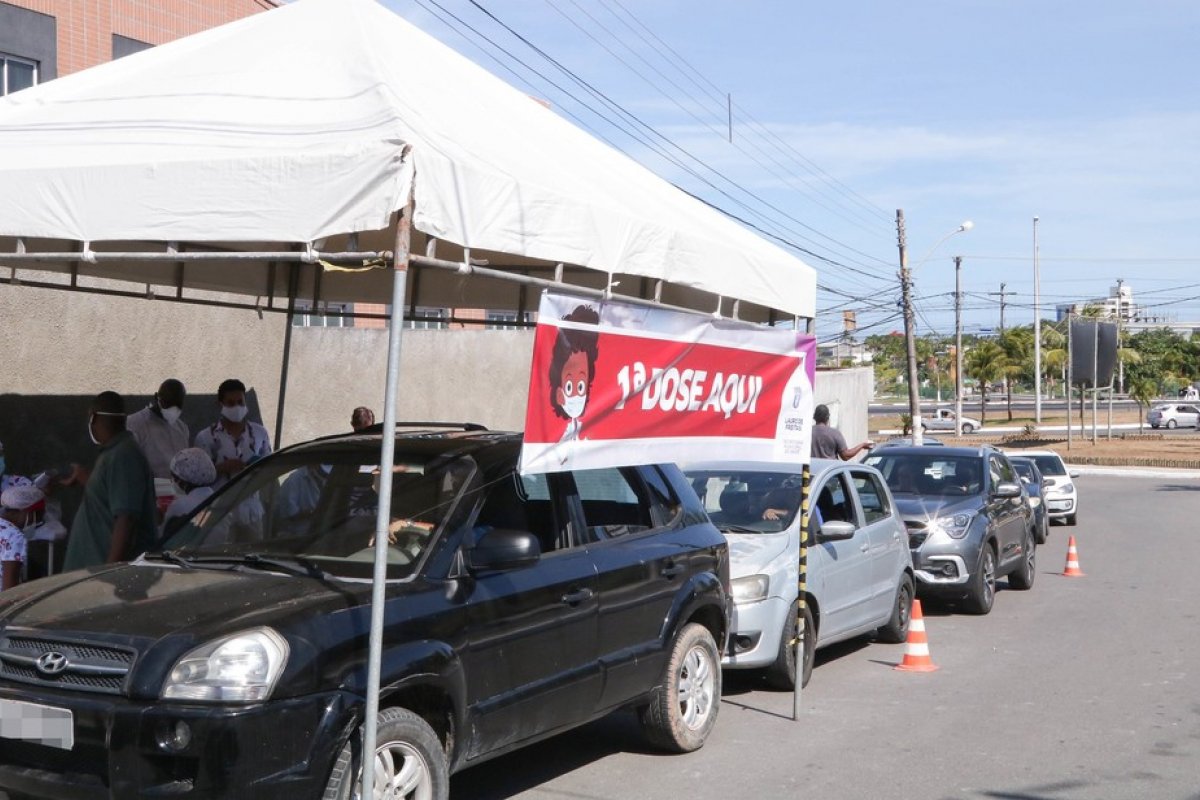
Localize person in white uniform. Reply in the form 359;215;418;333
127;379;190;481
0;485;43;590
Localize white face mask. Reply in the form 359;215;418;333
563;393;587;420
88;414;101;445
221;404;249;424
160;405;183;425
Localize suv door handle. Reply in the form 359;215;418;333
560;588;595;606
660;562;686;579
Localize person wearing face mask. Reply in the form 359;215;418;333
194;379;273;542
127;379;190;481
61;392;158;572
0;485;44;590
194;378;273;488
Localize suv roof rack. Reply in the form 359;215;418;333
358;421;489;434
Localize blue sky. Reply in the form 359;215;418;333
385;0;1200;341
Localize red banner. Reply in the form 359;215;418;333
520;293;815;474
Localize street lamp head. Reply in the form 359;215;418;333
959;220;974;232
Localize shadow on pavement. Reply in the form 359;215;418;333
449;710;652;800
1157;484;1200;492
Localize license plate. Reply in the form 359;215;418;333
0;698;74;750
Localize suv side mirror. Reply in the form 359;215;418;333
816;520;856;542
993;481;1022;499
466;528;541;572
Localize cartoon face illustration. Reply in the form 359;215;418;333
548;305;600;434
558;350;590;420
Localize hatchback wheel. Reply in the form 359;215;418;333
963;544;997;615
1008;531;1036;590
875;575;914;644
323;707;447;800
640;623;720;752
961;422;975;434
765;600;815;690
1167;419;1178;429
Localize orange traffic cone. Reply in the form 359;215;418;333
1063;535;1085;577
894;598;939;672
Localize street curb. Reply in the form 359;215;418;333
1069;465;1200;479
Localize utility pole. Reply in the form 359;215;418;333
1033;216;1042;424
989;283;1012;333
896;209;923;445
955;256;964;437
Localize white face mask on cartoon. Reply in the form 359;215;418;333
563;393;587;420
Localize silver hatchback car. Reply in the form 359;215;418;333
684;459;914;689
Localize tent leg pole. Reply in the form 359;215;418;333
362;209;411;800
274;262;300;449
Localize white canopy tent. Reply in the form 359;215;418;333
0;0;817;792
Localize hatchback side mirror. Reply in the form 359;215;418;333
816;520;856;542
1069;470;1081;479
993;481;1022;499
466;528;541;572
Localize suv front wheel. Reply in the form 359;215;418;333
323;707;448;800
962;543;997;615
640;623;720;752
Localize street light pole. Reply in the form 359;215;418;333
1033;216;1042;422
955;256;964;437
896;209;924;445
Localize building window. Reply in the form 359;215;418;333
1;54;37;96
291;302;351;328
485;310;535;329
405;307;449;330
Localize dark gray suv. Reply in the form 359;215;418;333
864;445;1037;615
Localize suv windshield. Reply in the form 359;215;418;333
865;453;984;497
159;444;478;580
685;470;802;533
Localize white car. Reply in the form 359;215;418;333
923;407;981;434
683;459;914;689
1015;450;1079;525
1148;403;1200;429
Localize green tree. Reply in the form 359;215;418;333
1129;376;1158;433
998;328;1034;420
965;341;1009;426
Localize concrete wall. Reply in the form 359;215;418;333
814;367;874;447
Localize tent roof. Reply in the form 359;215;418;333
0;0;815;319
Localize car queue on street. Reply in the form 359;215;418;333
0;418;1066;800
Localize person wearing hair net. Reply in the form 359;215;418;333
0;485;44;590
0;439;34;495
161;448;218;540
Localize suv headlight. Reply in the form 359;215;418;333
928;513;974;540
731;574;770;604
162;627;289;703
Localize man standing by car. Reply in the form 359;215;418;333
811;404;874;461
62;391;158;570
127;378;189;480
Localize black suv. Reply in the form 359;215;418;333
0;427;729;800
864;445;1036;614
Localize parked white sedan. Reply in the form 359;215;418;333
1148;403;1200;429
923;407;981;434
683;459;914;689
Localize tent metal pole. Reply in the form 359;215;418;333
362;205;413;800
274;262;301;450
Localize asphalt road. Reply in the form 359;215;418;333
450;472;1200;800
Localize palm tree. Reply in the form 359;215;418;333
998;328;1033;421
966;341;1009;427
1129;376;1157;433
